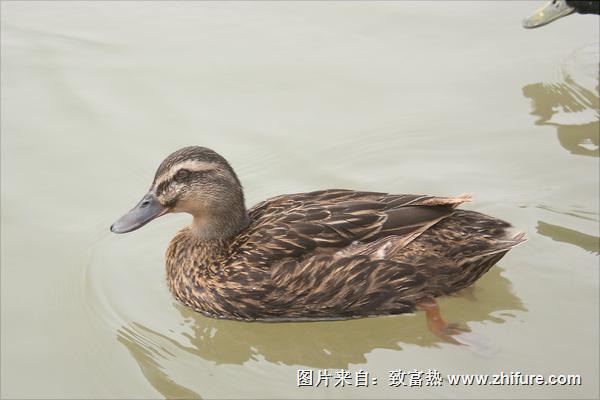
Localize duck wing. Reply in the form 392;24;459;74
238;189;471;266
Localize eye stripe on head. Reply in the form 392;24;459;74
153;146;242;188
153;160;216;189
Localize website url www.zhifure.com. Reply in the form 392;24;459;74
445;372;581;386
296;369;582;388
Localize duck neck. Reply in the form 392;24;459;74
190;203;249;242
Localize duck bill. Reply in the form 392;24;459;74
523;0;575;29
110;193;169;234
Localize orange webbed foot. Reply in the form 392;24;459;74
416;298;497;356
416;297;470;344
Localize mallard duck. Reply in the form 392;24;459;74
523;0;600;28
111;146;525;325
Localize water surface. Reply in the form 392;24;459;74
1;2;598;399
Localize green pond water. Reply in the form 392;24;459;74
1;1;598;399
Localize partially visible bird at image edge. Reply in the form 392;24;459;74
523;0;599;29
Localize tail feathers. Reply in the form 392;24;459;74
444;231;526;292
462;231;527;261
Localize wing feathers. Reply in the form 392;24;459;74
241;190;464;264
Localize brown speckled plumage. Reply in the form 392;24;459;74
112;146;526;321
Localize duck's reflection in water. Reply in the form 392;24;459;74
117;267;524;397
537;221;600;255
523;49;599;256
535;204;599;256
117;328;202;400
522;74;599;158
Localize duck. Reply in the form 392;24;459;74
523;0;600;29
111;146;525;328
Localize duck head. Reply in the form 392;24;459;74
523;0;599;29
111;146;248;240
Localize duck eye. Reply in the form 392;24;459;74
174;169;190;181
